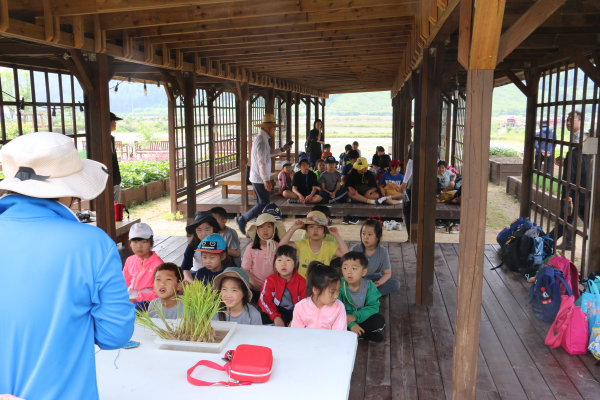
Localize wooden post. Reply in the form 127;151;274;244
183;74;197;224
404;81;413;163
451;69;495;400
267;88;276;172
87;53;116;238
589;149;600;274
295;93;300;159
392;96;397;160
165;84;178;214
520;68;541;217
208;88;216;184
445;96;452;164
286;92;292;161
451;94;458;168
306;96;311;148
321;98;325;142
410;73;421;244
416;44;444;307
239;83;249;214
398;93;405;163
314;97;319;121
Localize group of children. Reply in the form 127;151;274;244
122;202;400;341
278;142;405;207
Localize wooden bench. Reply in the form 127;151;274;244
92;217;141;246
217;171;277;199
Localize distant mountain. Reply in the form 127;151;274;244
326;91;393;116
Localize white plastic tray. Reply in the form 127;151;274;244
154;320;236;353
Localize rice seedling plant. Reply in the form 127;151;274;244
136;280;223;343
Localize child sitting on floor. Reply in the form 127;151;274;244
194;233;232;284
211;207;241;267
377;159;404;205
147;263;184;319
371;146;386;168
339;252;386;342
437;160;456;194
181;211;222;284
314;159;326;183
301;205;337;243
345;157;380;205
212;267;262;325
291;261;347;330
123;223;164;304
321;144;333;160
374;154;391;181
352;141;362;157
242;213;286;299
340;144;352;166
341;150;359;186
279;161;294;199
319;156;348;204
351;220;401;296
287;158;322;204
259;245;306;326
279;211;349;278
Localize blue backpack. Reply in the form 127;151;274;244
529;266;572;322
497;217;533;248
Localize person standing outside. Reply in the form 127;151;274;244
236;113;291;235
307;119;324;166
549;110;589;251
534;120;554;175
0;132;134;400
110;112;123;202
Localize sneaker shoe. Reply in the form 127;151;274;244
235;216;246;236
384;221;392;231
395;221;403;231
349;216;360;225
435;220;445;229
287;199;299;204
363;331;384;342
342;215;350;225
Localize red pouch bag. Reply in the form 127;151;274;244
187;345;273;386
114;201;124;222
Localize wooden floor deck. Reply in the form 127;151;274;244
134;237;600;399
178;186;461;219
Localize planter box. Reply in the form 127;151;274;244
154;320;237;353
506;176;561;219
164;178;171;194
506;176;522;198
146;180;165;200
122;186;146;208
489;159;523;185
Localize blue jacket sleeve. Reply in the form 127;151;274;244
92;245;135;350
534;131;540;153
181;244;195;271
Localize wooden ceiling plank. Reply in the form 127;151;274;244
73;15;84;49
0;0;7;32
500;67;529;95
469;0;506;69
496;0;569;64
52;0;246;16
43;0;53;41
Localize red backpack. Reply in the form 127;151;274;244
545;255;580;301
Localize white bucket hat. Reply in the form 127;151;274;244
0;131;110;200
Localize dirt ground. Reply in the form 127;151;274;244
127;182;522;244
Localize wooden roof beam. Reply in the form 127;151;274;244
50;0;244;17
496;0;570;64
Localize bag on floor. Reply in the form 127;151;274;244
588;328;600;362
437;190;457;203
529;266;571;322
544;291;588;355
577;280;600;341
187;345;273;386
576;273;600;306
497;217;533;248
545;255;580;301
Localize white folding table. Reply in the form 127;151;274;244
96;324;358;399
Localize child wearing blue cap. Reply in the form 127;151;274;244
193;233;233;284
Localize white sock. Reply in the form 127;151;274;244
378;196;391;204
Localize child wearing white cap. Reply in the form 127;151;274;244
122;223;165;304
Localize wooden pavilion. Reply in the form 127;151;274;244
0;0;599;398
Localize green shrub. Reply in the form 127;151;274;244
489;144;518;157
119;160;169;189
0;170;4;179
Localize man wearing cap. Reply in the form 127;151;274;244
0;132;134;400
236;113;292;235
110;112;123;203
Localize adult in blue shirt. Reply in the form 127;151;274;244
534;120;554;175
0;132;134;400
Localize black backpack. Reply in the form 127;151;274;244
493;228;539;278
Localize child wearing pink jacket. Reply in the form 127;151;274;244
122;223;164;303
291;261;347;330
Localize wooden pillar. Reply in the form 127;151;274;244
208;88;216;185
392;96;397;159
183;74;197;224
239;83;249;213
294;93;300;159
286;91;292;161
520;68;541;217
166;85;178;213
445;96;452;164
87;53;116;238
410;73;421;244
451;94;458;168
404;81;413;163
266;88;275;172
314;97;319;121
589;148;600;274
398;93;405;163
321;98;325;141
306;96;311;147
416;44;444;307
248;95;253;166
451;69;495;400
